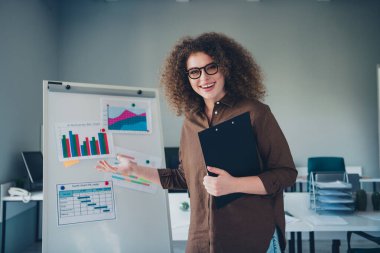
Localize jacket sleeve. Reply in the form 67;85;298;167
157;148;188;190
254;105;298;195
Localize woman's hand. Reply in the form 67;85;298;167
96;154;137;176
203;166;238;196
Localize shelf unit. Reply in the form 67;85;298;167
309;172;355;214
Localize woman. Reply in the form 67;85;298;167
97;32;297;253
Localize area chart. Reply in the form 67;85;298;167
101;98;152;134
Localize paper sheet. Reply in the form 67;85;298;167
316;181;352;189
357;212;380;221
63;160;80;167
285;214;300;224
306;215;348;225
56;181;116;226
103;146;161;194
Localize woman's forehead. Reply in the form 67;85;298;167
186;52;213;68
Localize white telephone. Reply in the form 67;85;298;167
8;187;31;203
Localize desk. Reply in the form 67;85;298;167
168;193;313;253
360;178;380;192
1;182;42;253
285;192;380;253
169;192;380;253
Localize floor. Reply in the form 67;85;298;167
22;239;376;253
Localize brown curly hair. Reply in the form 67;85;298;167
160;32;266;116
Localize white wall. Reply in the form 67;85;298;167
0;1;58;251
57;0;380;177
0;0;58;183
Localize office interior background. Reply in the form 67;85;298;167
0;0;380;252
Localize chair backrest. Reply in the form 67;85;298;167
347;173;361;192
308;156;346;175
307;157;346;190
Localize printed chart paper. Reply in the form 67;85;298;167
56;181;116;226
104;147;161;194
56;122;114;162
101;98;152;134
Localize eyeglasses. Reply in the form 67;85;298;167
186;62;219;79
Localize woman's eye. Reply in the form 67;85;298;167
189;69;200;75
207;65;217;71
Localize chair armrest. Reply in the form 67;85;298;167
347;231;380;250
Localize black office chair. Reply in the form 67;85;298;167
347;231;380;253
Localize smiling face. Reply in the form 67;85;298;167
186;52;226;109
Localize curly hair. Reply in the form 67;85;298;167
160;32;266;116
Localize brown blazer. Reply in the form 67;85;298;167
158;94;297;253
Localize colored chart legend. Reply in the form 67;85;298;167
110;173;158;194
56;181;116;226
101;98;152;134
56;122;114;161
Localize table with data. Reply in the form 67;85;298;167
56;181;116;226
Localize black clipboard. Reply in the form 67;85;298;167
198;112;260;208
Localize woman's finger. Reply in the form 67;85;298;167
98;160;117;172
105;164;117;172
117;154;135;160
95;164;105;170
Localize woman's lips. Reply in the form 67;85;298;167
199;82;215;91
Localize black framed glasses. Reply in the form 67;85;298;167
186;62;219;79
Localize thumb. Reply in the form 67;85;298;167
207;166;227;175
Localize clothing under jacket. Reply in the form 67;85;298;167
158;94;297;253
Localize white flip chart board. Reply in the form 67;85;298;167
42;80;172;253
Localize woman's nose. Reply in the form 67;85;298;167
199;69;210;80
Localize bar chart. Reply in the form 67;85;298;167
56;122;114;161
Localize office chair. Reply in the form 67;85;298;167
347;231;380;253
308;156;346;176
307;156;346;191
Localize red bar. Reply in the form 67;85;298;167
66;139;72;157
75;134;81;156
85;137;91;156
103;133;110;154
95;140;100;155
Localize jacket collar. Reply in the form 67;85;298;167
217;93;236;107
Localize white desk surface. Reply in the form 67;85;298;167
2;191;43;202
169;193;190;241
285;192;380;232
168;192;314;241
169;192;380;241
360;178;380;183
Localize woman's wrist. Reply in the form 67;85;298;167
233;177;243;193
234;176;267;195
119;163;138;177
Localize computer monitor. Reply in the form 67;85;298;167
164;147;180;170
164;147;187;193
21;151;43;191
